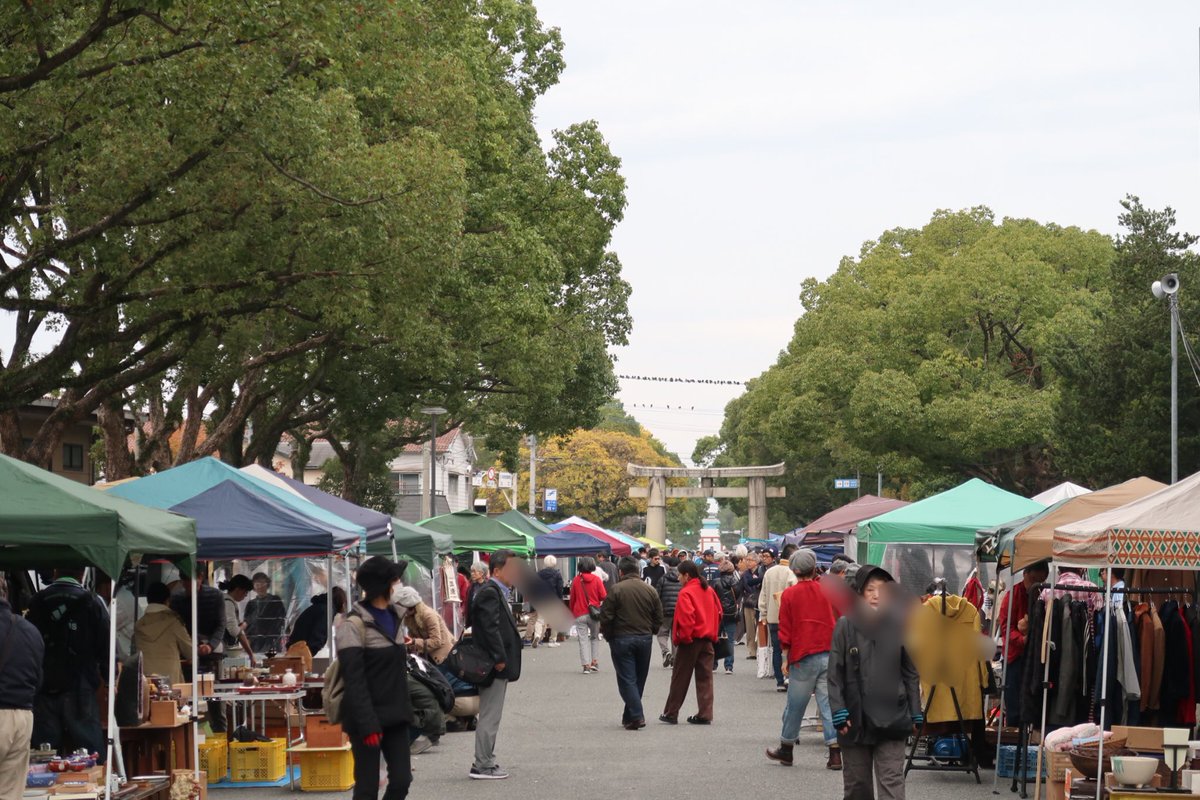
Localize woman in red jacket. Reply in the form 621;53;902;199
569;557;608;674
660;560;723;725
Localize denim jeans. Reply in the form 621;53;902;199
780;652;836;745
713;619;737;670
610;634;653;724
768;623;785;686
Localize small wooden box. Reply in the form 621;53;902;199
305;715;348;748
150;699;180;726
55;767;105;785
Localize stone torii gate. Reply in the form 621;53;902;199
627;463;786;540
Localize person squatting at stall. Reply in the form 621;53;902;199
337;556;413;800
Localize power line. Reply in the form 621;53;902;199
618;374;746;386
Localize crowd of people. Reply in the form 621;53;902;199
0;540;962;800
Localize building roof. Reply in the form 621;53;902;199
401;428;462;454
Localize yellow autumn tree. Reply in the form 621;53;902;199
479;427;691;529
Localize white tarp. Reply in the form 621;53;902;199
1032;481;1091;505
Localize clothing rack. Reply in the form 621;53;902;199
1013;578;1196;799
905;585;982;783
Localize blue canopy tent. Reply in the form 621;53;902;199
241;464;390;542
535;529;613;557
173;481;359;559
108;457;366;543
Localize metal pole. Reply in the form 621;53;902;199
528;434;537;516
429;414;438;517
1094;569;1113;800
190;573;199;781
1035;565;1057;800
877;471;882;496
326;556;336;661
104;578;119;800
1171;294;1179;484
991;567;1016;794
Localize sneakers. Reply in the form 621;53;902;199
725;668;734;675
582;666;594;674
411;736;434;755
469;767;509;780
776;684;788;693
663;653;674;668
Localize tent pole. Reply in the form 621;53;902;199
326;555;336;661
1094;569;1112;800
191;569;200;781
104;578;118;800
991;565;1014;794
1035;565;1056;800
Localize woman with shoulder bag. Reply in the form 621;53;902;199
828;566;922;800
337;557;414;800
569;557;607;674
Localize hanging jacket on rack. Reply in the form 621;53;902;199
1158;601;1195;726
1021;597;1060;726
908;593;988;723
1050;601;1087;726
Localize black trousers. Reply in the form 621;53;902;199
351;726;411;800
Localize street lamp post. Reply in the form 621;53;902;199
420;406;447;518
1151;274;1180;484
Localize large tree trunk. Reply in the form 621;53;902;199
97;399;134;480
0;409;22;457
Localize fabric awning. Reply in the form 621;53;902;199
860;478;1045;546
550;522;632;556
417;511;533;555
0;453;197;577
496;510;554;538
240;464;391;542
363;517;454;569
1032;481;1092;505
801;495;911;536
535;529;613;557
1054;469;1200;568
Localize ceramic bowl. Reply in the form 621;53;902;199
1111;755;1160;787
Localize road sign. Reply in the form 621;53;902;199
544;488;558;513
472;472;483;487
834;478;859;490
498;472;514;489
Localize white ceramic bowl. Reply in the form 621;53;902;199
1111;755;1160;787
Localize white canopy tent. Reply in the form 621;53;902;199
1031;481;1091;506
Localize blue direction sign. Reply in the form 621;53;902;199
833;478;859;490
544;488;558;513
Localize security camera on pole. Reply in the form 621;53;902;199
1151;273;1180;483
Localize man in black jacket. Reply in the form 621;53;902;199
469;549;523;781
168;571;227;731
0;573;43;799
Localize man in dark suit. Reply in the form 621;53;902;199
469;549;523;780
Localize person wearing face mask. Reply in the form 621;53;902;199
337;557;413;800
828;566;922;800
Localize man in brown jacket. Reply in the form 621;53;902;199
600;557;664;730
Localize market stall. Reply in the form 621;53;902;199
0;453;198;800
858;479;1044;594
550;522;632;556
789;494;910;550
497;509;554;538
1032;481;1092;506
535;529;613;557
1038;471;1200;799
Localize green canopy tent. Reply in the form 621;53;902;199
496;509;553;538
0;453;199;797
364;517;454;569
417;511;534;555
857;478;1044;593
0;453;197;578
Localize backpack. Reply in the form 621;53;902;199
320;615;365;725
408;654;455;712
39;590;92;693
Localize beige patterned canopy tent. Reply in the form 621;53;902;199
1053;469;1200;568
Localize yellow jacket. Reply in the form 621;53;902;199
908;593;989;723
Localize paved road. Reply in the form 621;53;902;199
237;640;1013;799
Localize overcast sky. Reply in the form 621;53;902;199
531;0;1200;462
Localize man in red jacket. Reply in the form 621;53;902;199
766;549;841;770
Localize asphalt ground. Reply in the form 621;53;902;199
236;638;1021;800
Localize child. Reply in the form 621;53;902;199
828;566;922;800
